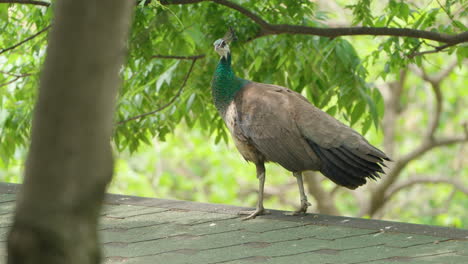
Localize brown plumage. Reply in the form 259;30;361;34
212;33;390;220
229;82;389;187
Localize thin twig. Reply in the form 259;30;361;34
0;70;34;78
0;25;51;55
435;0;455;23
407;43;452;58
0;0;50;6
0;76;20;88
117;58;199;125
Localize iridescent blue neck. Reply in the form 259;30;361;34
212;53;249;113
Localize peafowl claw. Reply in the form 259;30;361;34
287;199;311;216
238;208;270;220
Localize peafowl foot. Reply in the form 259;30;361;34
238;208;270;220
287;199;311;216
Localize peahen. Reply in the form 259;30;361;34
211;30;390;220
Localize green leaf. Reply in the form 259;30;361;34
361;117;372;135
456;45;468;65
185;93;196;111
453;20;467;31
398;2;410;22
413;13;427;29
350;100;366;126
155;61;179;92
0;5;8;24
276;54;288;69
326;105;337;116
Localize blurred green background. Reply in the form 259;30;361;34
1;0;467;228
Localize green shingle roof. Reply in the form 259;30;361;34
0;183;467;263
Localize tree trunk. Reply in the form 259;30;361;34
7;1;133;263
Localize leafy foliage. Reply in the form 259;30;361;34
116;1;379;152
1;0;467;162
0;0;467;227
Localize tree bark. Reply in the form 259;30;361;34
7;0;133;263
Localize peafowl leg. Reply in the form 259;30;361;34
291;171;311;215
238;163;269;220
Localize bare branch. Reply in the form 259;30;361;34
330;185;340;197
412;60;459;84
151;54;206;60
0;70;34;78
116;57;199;125
0;71;33;87
0;25;51;55
382;62;464;189
386;176;468;200
410;60;458;139
0;76;20;88
381;69;408;157
407;43;451;58
435;0;455;24
368;61;467;216
423;68;442;140
377;133;468;204
0;0;50;6
158;0;468;46
432;60;460;84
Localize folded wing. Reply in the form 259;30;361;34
235;82;390;189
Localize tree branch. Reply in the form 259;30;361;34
11;0;468;48
410;60;458;139
0;0;50;6
382;62;464;188
386;176;468;200
407;43;452;58
418;60;459;84
367;61;467;216
0;25;51;55
0;76;20;88
381;69;408;157
0;70;34;78
374;127;468;212
0;71;34;87
435;0;455;24
117;57;199;125
424;69;442;140
158;0;468;46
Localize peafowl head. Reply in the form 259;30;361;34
214;39;230;59
214;27;236;59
